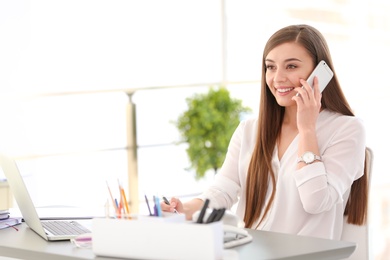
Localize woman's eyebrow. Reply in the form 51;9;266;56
265;58;303;63
285;58;303;62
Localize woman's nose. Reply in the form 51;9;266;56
273;69;286;82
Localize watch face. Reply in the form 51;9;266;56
303;152;315;163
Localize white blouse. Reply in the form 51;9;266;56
199;109;366;240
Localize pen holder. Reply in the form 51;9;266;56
92;217;224;260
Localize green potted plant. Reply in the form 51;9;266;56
176;86;251;179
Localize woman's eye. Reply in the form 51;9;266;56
266;65;275;70
287;64;297;69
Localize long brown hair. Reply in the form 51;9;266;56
244;24;368;228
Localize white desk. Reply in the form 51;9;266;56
0;221;355;260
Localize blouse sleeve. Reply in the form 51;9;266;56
199;119;254;209
293;116;366;214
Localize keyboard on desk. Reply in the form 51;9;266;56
41;220;90;236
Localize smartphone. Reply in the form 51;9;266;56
305;60;334;93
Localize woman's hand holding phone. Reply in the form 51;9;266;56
293;76;322;133
293;60;333;130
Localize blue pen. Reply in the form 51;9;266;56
155;196;163;217
114;198;120;217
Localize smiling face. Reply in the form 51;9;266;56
265;42;315;107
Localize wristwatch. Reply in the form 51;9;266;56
297;151;322;164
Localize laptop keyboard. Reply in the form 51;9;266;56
42;221;90;236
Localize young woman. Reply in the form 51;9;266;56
162;24;368;240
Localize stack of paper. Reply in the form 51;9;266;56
0;209;9;219
0;209;22;230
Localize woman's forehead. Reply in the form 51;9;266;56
265;42;310;62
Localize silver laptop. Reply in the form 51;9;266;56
0;154;91;241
